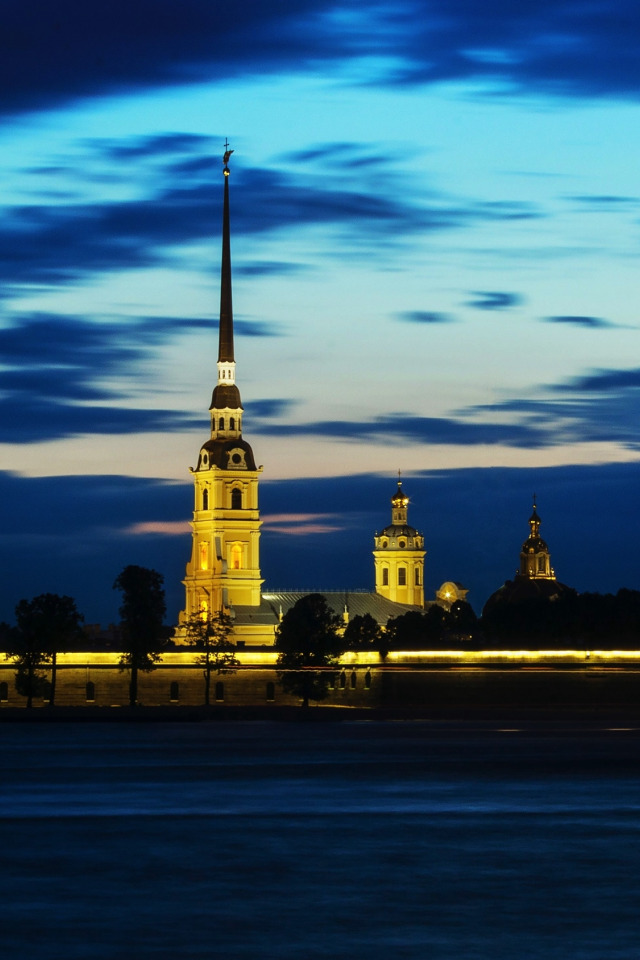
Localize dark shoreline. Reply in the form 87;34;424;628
3;703;640;731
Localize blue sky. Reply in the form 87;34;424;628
2;0;640;625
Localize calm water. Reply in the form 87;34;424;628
1;719;640;959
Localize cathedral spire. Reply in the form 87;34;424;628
218;141;234;365
210;142;242;433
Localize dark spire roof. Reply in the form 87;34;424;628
218;144;234;364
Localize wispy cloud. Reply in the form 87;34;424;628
543;315;615;329
396;310;456;324
467;291;523;310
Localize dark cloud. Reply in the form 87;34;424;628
559;368;640;392
3;2;640;119
0;140;542;292
1;462;638;625
233;319;284;337
544;315;614;328
397;311;456;325
236;261;308;278
0;313;207;442
255;412;542;448
467;291;523;310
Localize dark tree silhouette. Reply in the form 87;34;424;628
12;594;84;707
275;594;345;708
113;565;166;706
182;611;238;705
343;613;382;651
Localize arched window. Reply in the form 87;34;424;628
230;417;235;430
85;681;95;702
398;568;407;586
350;671;357;689
538;556;546;573
382;568;389;586
364;671;372;690
339;672;346;689
231;488;242;510
215;681;224;702
170;681;179;702
231;543;242;570
202;489;208;510
0;681;9;701
219;417;224;430
200;542;208;571
266;681;275;702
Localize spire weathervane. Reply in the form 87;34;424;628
223;139;234;174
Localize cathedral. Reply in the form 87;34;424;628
177;148;457;646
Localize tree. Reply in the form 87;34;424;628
275;594;346;708
183;611;239;705
13;594;84;707
113;565;166;706
343;613;382;651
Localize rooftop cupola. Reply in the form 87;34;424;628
518;495;555;580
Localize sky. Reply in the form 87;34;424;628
2;0;640;625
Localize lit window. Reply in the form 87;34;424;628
231;543;242;569
200;542;208;570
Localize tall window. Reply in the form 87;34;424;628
415;567;421;586
230;417;235;430
215;681;224;702
398;568;407;586
85;681;95;702
219;417;224;430
170;682;179;702
0;681;9;701
202;489;208;510
200;542;208;570
231;543;242;570
231;488;242;509
382;568;389;586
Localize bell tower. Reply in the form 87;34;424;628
373;479;426;606
181;146;263;621
517;496;555;581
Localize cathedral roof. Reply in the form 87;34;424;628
238;591;425;628
199;436;257;470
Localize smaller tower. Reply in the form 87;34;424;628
373;480;425;606
518;496;555;581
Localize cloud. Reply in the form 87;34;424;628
236;261;308;278
467;291;523;310
396;311;456;324
543;315;615;329
0;137;544;296
2;462;639;625
4;1;640;120
256;412;543;448
234;319;284;337
0;313;203;442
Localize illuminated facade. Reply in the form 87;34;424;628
180;150;263;622
373;481;426;606
518;497;555;580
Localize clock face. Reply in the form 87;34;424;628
227;448;246;469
